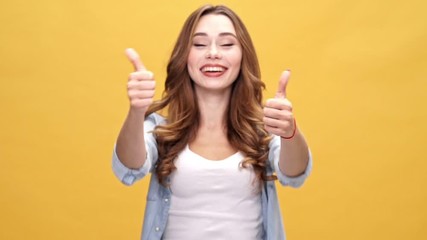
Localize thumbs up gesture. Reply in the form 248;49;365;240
263;70;297;139
125;48;156;114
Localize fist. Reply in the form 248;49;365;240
125;48;155;113
263;70;296;139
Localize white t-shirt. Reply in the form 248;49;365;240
162;145;263;240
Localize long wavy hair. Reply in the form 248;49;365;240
145;4;276;188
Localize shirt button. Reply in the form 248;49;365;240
155;227;160;232
164;198;169;203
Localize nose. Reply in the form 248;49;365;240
206;44;221;59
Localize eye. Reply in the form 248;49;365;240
193;43;207;47
221;43;234;47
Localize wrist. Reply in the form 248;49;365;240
128;107;147;118
281;119;297;140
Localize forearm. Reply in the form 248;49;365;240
116;109;147;169
278;128;310;177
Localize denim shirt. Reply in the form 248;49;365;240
112;113;312;240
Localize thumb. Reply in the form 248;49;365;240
125;48;146;71
275;70;291;99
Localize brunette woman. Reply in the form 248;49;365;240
113;4;312;240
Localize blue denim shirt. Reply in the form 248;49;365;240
112;113;312;240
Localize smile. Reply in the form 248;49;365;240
201;66;226;72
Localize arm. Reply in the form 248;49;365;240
116;110;148;169
116;48;155;169
279;126;309;177
264;70;310;177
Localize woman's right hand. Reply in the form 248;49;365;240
125;48;155;114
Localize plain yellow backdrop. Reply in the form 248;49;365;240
1;0;426;239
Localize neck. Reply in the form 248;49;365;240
195;87;231;130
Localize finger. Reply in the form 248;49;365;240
128;90;155;99
276;70;291;99
125;48;146;71
127;81;156;90
129;71;154;81
264;125;292;138
265;98;293;111
264;107;293;120
263;117;292;129
263;118;295;137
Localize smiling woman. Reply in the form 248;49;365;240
113;4;312;240
187;14;242;92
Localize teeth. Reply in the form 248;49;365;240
202;66;224;72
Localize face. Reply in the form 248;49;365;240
187;14;243;93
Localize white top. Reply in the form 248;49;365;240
162;145;263;240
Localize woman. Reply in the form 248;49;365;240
113;4;312;240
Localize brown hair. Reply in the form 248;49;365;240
146;4;276;187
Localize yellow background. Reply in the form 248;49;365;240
1;0;426;239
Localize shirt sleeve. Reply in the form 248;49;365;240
111;113;164;186
268;135;313;188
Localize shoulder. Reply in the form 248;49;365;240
266;135;281;170
143;113;167;132
268;135;281;149
146;113;167;125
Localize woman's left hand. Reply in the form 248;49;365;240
263;70;296;139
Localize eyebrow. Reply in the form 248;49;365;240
193;32;238;38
